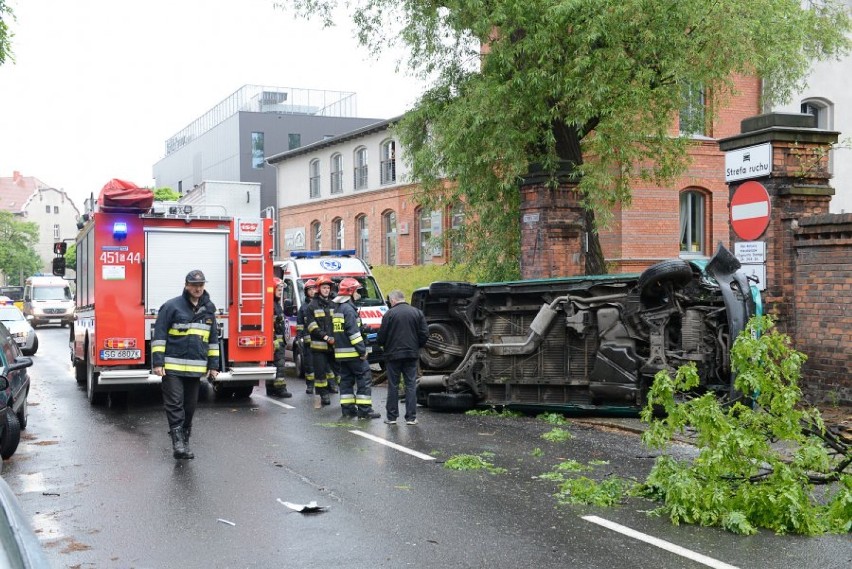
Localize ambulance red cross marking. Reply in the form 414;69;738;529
730;181;771;241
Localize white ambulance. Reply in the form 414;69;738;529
274;250;388;376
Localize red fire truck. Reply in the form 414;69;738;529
67;180;276;405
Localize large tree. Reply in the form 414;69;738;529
0;212;42;285
280;0;850;279
0;0;12;66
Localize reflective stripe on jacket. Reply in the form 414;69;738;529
152;289;220;378
332;299;366;359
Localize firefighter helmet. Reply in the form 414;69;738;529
273;277;283;287
304;279;317;290
315;275;334;287
337;277;363;297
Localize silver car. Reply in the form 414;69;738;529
0;307;38;356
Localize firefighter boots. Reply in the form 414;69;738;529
170;427;193;460
357;408;381;420
182;427;195;459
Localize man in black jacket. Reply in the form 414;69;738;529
153;270;220;459
377;289;428;425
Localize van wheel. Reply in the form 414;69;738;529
0;412;21;460
421;323;462;370
86;355;107;405
427;392;475;412
428;281;477;298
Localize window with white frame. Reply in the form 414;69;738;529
354;147;368;190
416;208;442;264
679;190;706;255
383;210;397;265
310;220;322;251
679;82;706;136
380;140;396;185
309;159;321;198
801;98;834;175
332;217;344;249
53;224;60;240
356;215;369;262
330;153;343;194
450;203;465;261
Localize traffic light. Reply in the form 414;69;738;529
53;242;67;256
52;256;66;277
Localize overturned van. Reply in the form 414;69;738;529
412;244;761;413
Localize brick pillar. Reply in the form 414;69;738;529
719;113;837;334
519;167;586;279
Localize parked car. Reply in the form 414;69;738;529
413;244;761;413
0;474;51;567
0;307;39;356
0;321;33;460
0;286;24;311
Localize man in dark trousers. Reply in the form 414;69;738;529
296;279;317;394
152;270;220;459
266;278;292;398
377;289;428;425
305;275;336;406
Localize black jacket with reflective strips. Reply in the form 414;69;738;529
332;298;367;360
306;295;335;352
152;289;220;378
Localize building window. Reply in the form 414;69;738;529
45;205;50;213
801;98;834;174
310;220;322;251
309;159;321;198
289;133;301;150
356;214;369;262
416;208;442;264
679;190;706;255
679;83;706;136
251;132;265;168
332;217;344;249
354;147;368;190
450;203;465;261
178;181;183;194
53;224;60;240
383;210;397;265
380;140;396;185
330;153;343;194
54;206;59;214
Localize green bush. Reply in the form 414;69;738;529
370;263;481;301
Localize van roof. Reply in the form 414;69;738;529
277;255;371;279
26;275;69;285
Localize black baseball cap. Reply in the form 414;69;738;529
185;270;207;284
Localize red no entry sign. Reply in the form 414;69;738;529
730;181;771;240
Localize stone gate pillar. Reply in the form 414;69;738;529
718;113;837;332
519;167;586;279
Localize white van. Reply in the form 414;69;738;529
23;275;75;328
274;250;388;376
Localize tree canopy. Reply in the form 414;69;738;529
153;187;181;202
280;0;850;279
0;211;42;285
0;0;12;66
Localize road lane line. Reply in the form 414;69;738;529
582;515;740;569
259;395;295;409
349;430;436;461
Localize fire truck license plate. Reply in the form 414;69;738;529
100;349;142;360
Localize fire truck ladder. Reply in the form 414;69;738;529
237;236;265;333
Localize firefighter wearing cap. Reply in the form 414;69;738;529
265;278;292;398
305;275;336;406
332;277;380;419
296;279;317;394
152;269;220;460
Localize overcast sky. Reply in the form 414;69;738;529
0;0;425;210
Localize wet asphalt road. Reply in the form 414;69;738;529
3;327;851;568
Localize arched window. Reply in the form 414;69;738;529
801;98;834;175
330;153;343;194
353;146;368;190
380;139;396;184
383;210;397;265
332;217;344;249
309;159;321;198
356;214;369;261
310;220;322;251
679;190;706;255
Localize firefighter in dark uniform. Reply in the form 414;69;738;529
333;277;380;419
152;269;220;460
266;278;292;398
296;279;317;394
305;275;336;406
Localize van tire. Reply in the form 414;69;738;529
638;260;693;298
421;323;462;370
428;281;477;298
427;392;475;412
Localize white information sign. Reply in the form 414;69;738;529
725;143;772;182
740;263;766;291
102;265;126;280
523;213;540;224
734;241;766;264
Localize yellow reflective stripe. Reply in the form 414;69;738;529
354;397;372;405
168;329;211;341
340;395;356;405
151;346;165;353
164;363;208;373
349;333;363;345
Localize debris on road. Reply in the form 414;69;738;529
217;518;236;526
277;498;328;513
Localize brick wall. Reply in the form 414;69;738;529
791;214;852;404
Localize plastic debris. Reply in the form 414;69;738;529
217;518;236;526
277;498;328;513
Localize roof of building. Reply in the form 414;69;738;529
265;115;403;165
0;171;48;213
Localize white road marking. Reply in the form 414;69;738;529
349;430;436;461
582;515;741;569
260;395;295;409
